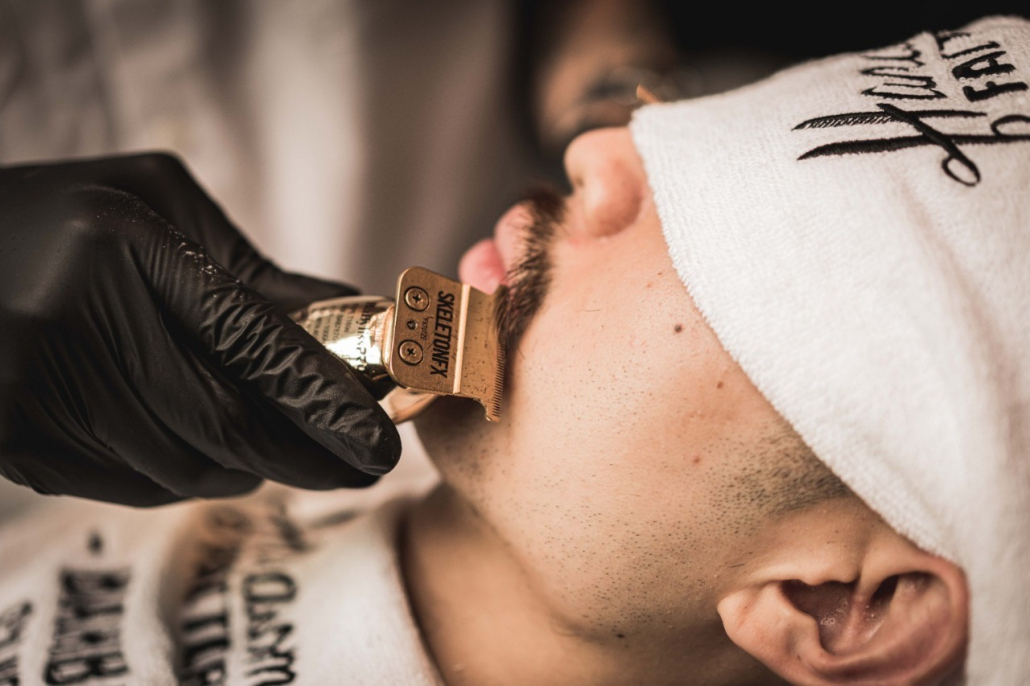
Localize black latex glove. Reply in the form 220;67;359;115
0;153;401;506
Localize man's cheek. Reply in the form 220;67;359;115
516;317;612;417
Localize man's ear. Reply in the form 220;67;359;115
717;534;968;685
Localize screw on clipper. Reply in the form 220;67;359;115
404;287;429;311
398;340;424;365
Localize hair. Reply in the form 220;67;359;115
495;185;565;356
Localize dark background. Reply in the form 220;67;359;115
661;1;1029;58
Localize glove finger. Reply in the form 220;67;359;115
0;268;261;506
129;215;402;476
0;408;262;505
0;444;188;507
133;313;379;489
95;369;265;500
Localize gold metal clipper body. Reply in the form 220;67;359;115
291;267;505;424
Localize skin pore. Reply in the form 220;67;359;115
402;128;966;685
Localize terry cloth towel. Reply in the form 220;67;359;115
631;15;1030;685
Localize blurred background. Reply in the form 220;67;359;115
0;0;1024;516
2;0;1024;295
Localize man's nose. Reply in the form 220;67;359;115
563;127;647;239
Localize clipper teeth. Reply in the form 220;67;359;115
490;338;506;421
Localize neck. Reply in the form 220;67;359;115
400;484;771;685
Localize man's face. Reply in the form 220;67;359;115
416;127;800;637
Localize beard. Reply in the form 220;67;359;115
414;187;566;466
494;186;566;360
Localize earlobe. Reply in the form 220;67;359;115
718;537;968;685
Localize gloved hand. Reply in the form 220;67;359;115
0;153;401;506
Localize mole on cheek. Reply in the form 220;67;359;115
673;324;683;334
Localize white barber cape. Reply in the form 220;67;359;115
0;455;442;686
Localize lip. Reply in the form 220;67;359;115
458;203;534;294
493;203;533;276
458;238;504;294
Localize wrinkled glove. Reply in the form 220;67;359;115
0;153;401;506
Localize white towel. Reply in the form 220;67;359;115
631;15;1030;684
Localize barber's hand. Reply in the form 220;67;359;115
0;153;401;506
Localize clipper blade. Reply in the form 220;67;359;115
290;267;506;424
387;268;506;422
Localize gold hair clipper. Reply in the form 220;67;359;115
291;267;506;424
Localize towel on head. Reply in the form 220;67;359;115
631;15;1030;684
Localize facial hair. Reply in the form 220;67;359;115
495;186;565;359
